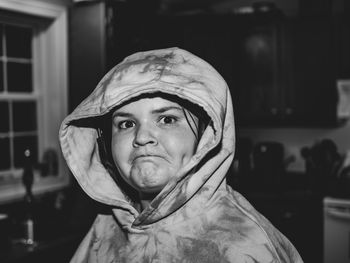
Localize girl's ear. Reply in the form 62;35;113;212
96;127;116;178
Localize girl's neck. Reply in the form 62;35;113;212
139;192;158;211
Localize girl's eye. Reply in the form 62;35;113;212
159;115;177;125
118;120;135;129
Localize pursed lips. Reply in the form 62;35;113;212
130;153;168;164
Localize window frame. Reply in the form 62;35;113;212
0;0;68;203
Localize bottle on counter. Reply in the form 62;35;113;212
21;149;36;246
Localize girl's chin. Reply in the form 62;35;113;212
130;166;171;192
133;182;166;195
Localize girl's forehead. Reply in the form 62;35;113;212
114;97;182;113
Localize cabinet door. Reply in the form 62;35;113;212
335;15;350;79
288;17;338;126
232;16;284;126
183;16;234;89
69;1;107;110
106;6;183;68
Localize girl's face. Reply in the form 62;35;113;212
111;97;198;197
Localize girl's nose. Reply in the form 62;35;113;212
133;123;157;147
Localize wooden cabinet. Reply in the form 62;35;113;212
181;16;235;90
106;8;184;69
231;13;288;126
69;1;108;111
231;14;341;127
179;13;344;127
287;16;338;126
334;15;350;79
161;13;343;127
69;1;171;110
70;1;347;127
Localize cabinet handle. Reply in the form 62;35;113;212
285;108;293;115
282;211;294;219
270;108;278;115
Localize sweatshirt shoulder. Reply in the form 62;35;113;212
70;214;127;263
224;189;304;263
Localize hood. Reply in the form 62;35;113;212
59;47;235;228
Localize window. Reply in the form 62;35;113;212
0;1;68;203
0;20;38;173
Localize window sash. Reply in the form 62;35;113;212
0;19;39;173
0;0;69;204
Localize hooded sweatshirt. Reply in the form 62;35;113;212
59;47;303;263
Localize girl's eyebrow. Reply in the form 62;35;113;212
112;112;133;118
151;106;183;114
113;106;183;118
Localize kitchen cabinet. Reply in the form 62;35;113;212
287;16;338;126
69;2;232;109
106;8;184;70
232;14;341;127
70;1;346;127
181;15;235;90
69;1;185;111
231;11;288;126
164;13;342;127
180;13;344;127
69;1;108;111
335;15;350;79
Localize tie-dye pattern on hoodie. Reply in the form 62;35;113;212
59;48;303;263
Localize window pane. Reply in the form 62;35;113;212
14;135;37;168
0;62;3;92
12;101;37;132
5;24;32;59
0;137;10;170
0;101;9;132
7;62;32;92
0;25;3;56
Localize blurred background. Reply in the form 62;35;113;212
0;0;350;262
